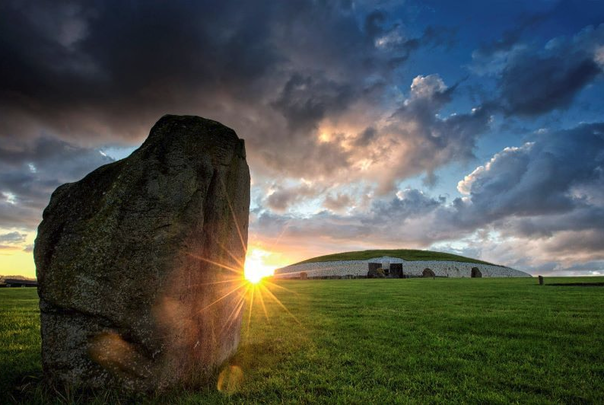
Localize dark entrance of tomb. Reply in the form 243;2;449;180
422;268;435;278
299;272;308;280
471;267;482;278
367;262;381;278
390;263;404;278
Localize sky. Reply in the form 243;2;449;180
1;0;604;278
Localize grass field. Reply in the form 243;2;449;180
294;249;498;266
1;278;603;403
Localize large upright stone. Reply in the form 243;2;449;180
34;115;250;391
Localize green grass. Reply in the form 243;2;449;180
293;249;498;266
0;289;42;401
2;278;604;403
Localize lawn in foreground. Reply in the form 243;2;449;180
1;278;603;403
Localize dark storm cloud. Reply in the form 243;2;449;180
556;260;604;275
0;231;27;250
448;122;604;262
323;193;352;212
500;53;600;116
253;187;450;248
252;121;604;267
0;137;113;228
265;191;296;213
265;183;325;213
484;23;604;116
367;189;442;224
543;229;604;256
0;0;458;202
473;14;546;60
259;72;492;197
502;207;604;239
272;74;355;132
255;209;370;242
441;122;604;268
0;0;438;143
0;0;283;141
458;123;604;221
265;71;488;193
0;0;461;231
0;232;27;244
376;74;492;192
354;127;377;146
364;9;388;38
384;25;457;68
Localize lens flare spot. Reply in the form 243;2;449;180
88;332;151;379
217;365;244;394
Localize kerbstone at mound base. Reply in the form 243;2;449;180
34;115;250;392
276;256;531;278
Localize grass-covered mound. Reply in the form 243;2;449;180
293;249;498;266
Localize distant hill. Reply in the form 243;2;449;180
0;275;36;282
0;275;37;287
292;249;500;267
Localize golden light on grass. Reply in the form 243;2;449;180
217;365;244;394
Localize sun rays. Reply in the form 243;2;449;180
244;248;277;284
186;177;299;336
189;249;299;332
188;239;302;334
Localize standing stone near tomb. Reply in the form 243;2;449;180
35;115;250;392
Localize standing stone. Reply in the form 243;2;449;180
34;115;250;392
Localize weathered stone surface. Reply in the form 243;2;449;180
34;115;250;392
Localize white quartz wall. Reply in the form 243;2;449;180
275;256;530;278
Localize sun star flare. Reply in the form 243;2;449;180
244;248;277;284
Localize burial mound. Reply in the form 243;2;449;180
275;249;530;278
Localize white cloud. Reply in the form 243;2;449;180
410;74;447;99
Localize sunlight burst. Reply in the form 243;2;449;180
244;248;276;284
